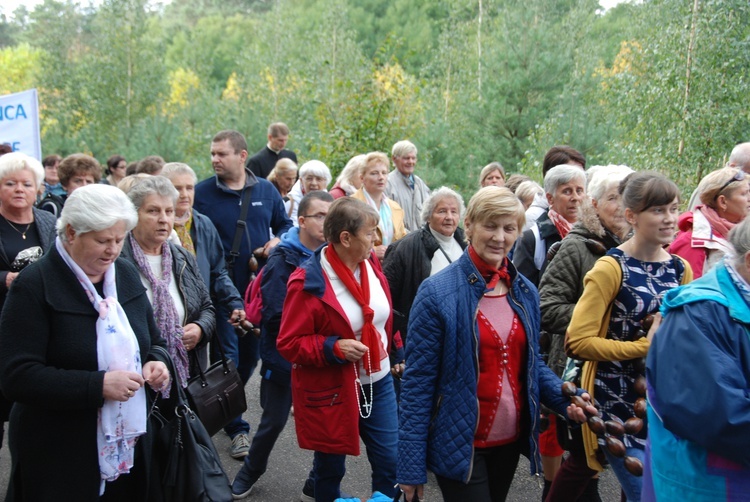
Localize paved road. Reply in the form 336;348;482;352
0;375;622;501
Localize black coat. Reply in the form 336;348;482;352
120;238;216;375
382;224;467;342
0;246;168;501
513;210;562;287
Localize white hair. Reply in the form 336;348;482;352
162;162;198;184
586;165;634;201
127;175;179;210
299;160;332;188
57;184;138;240
0;152;45;189
420;186;466;223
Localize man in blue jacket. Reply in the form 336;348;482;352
232;190;332;500
195;130;293;458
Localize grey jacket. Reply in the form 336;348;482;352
385;170;431;232
538;206;621;376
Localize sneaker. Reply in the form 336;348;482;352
230;433;251;459
231;468;259;500
300;478;314;502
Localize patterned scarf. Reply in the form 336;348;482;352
548;208;573;239
469;245;511;290
325;244;384;375
173;210;195;255
55;237;147;493
128;234;190;387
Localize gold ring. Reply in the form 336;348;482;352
127;390;133;396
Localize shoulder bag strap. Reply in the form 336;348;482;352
226;188;252;281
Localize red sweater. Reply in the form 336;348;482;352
474;294;527;448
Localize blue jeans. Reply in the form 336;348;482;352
602;443;645;502
240;377;293;475
313;373;398;502
212;302;259;437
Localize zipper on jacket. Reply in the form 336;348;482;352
510;290;541;475
466;302;482;484
177;258;188;324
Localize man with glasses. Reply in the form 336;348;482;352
231;191;333;501
247;122;298;179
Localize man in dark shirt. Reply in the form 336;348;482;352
246;122;298;179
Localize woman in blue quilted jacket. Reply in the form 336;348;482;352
397;186;594;502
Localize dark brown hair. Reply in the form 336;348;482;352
58;154;102;186
213;130;248;153
542;146;586;176
323;197;379;244
619;171;680;213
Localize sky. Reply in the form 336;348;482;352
3;0;628;19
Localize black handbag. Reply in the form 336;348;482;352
185;335;248;437
149;347;233;502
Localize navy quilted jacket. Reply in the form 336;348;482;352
398;250;570;485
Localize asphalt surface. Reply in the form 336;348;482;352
0;375;622;501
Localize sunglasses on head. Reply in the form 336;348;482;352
714;171;746;201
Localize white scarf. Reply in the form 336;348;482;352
363;190;394;245
55;237;147;494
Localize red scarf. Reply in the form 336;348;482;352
697;204;734;239
326;245;383;374
469;246;511;289
547;208;573;239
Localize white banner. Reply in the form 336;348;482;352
0;89;42;160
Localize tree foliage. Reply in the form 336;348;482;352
0;0;746;197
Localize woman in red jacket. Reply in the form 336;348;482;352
277;197;404;502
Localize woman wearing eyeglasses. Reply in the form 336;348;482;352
671;166;750;278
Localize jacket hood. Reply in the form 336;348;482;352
577;199;607;238
661;262;750;324
279;227;314;258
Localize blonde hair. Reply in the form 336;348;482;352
360;152;390;177
465;186;526;230
698;166;745;208
479;162;506;186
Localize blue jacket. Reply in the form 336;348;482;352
191;209;243;312
259;228;314;386
194;169;293;291
398;250;570;485
645;262;750;501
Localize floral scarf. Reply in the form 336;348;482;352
56;237;147;494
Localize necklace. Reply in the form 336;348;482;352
3;216;31;240
353;351;374;419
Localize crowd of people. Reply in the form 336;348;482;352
0;127;748;502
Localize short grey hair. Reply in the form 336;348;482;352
730;217;750;269
299;160;332;187
127;175;179;210
57;184;138;240
543;164;587;195
420;186;465;223
586;165;634;202
0;152;45;189
391;140;417;159
162;162;198;184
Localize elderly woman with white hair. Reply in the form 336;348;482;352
383;186;467;343
0;152;57;450
330;154;365;199
119;176;216;383
539;164;633;501
513;164;587;286
0;184;170;500
288;160;332;224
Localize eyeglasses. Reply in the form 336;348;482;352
714;171;746;201
301;213;327;222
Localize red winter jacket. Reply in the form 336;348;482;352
276;247;403;455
